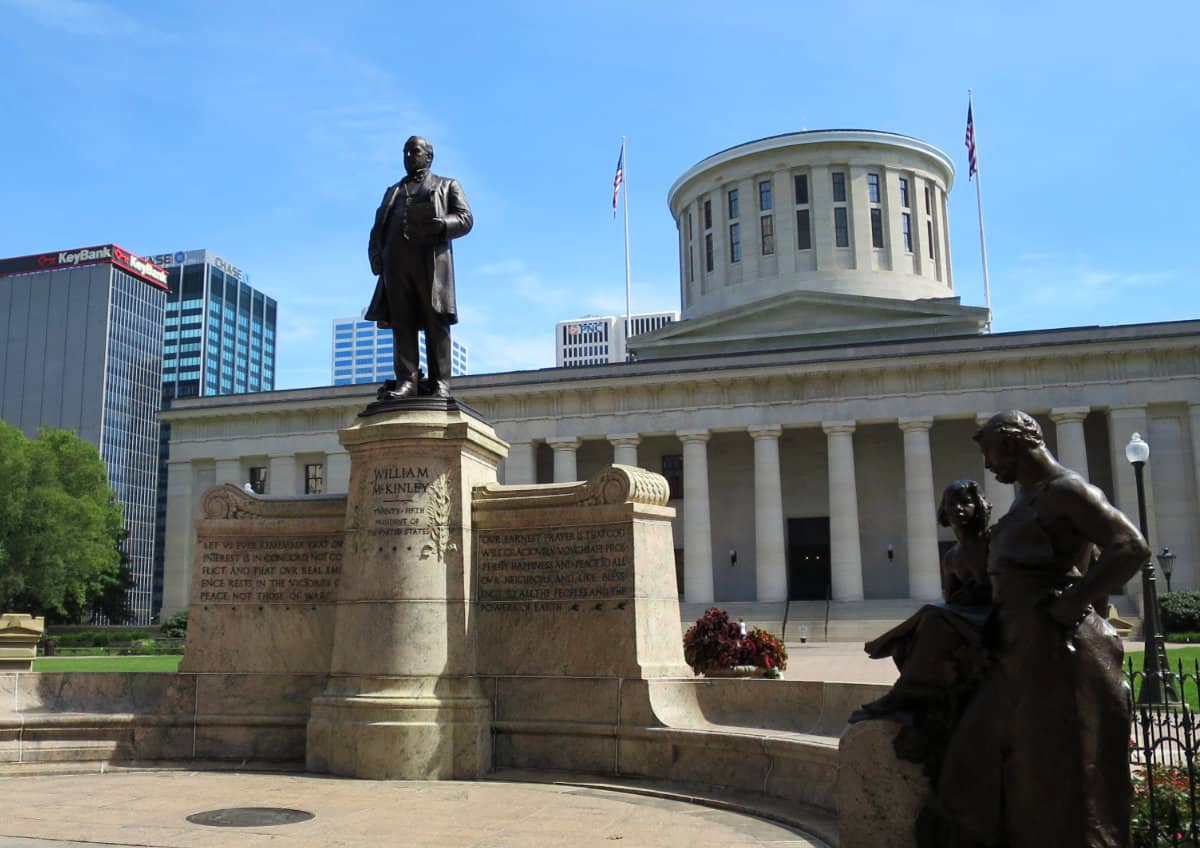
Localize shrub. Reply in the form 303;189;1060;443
1131;765;1196;847
159;611;189;638
127;638;158;655
682;608;787;675
683;608;745;674
1161;592;1200;633
743;627;788;673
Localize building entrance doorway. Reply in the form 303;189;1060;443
787;517;831;600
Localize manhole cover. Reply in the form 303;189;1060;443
187;807;315;827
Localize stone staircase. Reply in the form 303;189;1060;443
680;596;1144;643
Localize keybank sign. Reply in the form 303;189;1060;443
53;246;113;266
114;247;170;287
0;244;168;290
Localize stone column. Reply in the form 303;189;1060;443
899;417;942;601
976;413;1015;518
268;453;297;495
547;437;580;483
1050;407;1091;480
503;440;537;485
161;459;195;616
1108;405;1158;540
326;449;351;493
214;457;242;486
678;430;714;603
609;433;641;468
750;426;787;602
307;406;509;780
822;421;864;602
848;165;874;270
1191;403;1200;528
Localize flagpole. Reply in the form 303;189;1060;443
621;136;633;359
969;90;993;333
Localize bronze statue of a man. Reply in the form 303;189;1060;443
366;136;472;399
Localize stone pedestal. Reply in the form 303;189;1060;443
836;719;928;848
0;613;44;671
306;403;508;779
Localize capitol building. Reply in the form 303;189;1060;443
161;130;1200;634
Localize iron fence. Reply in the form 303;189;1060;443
1128;659;1200;846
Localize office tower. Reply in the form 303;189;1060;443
555;311;678;367
146;249;277;618
0;245;169;623
331;316;468;385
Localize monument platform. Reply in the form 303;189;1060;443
0;767;831;847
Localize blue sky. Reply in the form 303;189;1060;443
1;1;1196;389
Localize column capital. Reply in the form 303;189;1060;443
748;425;783;440
607;433;641;447
676;429;711;444
546;436;580;450
898;416;934;433
1049;406;1090;424
822;420;856;436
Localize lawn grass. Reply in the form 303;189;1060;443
32;655;183;672
1126;646;1200;710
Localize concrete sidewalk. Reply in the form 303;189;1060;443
0;768;831;848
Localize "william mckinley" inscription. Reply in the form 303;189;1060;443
372;465;429;496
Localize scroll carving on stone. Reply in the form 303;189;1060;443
474;464;670;512
201;483;346;520
420;472;454;562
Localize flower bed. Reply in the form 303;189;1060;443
682;608;787;677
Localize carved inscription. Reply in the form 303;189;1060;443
365;463;454;562
198;536;343;604
477;525;632;613
367;464;434;538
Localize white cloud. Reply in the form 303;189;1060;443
2;0;155;37
1006;255;1174;308
461;329;555;375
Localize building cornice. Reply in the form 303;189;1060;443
667;129;956;212
161;320;1200;429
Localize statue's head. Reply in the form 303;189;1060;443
403;136;434;176
937;479;991;532
973;410;1044;484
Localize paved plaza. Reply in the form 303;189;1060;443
0;768;831;848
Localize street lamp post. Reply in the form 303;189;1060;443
1158;547;1176;595
1126;433;1179;704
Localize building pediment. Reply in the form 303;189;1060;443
627;290;988;358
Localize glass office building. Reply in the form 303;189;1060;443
331;316;468;385
147;249;276;618
148;250;276;400
0;245;169;624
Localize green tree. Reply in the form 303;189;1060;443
0;421;127;622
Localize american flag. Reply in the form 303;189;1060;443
965;103;978;180
612;143;625;217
